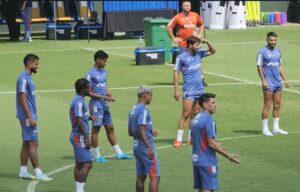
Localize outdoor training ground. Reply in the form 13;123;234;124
0;25;300;192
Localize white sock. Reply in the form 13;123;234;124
93;147;101;158
34;167;42;176
77;182;85;192
176;129;184;142
273;117;280;130
188;129;191;141
75;182;79;192
262;119;269;131
113;144;122;155
20;166;28;175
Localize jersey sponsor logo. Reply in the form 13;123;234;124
188;63;200;70
96;83;106;87
266;62;279;67
192;154;198;161
184;24;196;28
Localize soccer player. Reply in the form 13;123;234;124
19;0;32;42
191;93;240;192
16;54;53;181
166;0;208;86
69;78;94;192
173;36;215;148
257;32;289;136
128;86;160;192
86;50;132;162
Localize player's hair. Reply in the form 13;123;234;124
186;36;201;47
94;50;108;61
267;32;277;38
75;78;89;95
182;0;191;5
198;93;216;108
137;86;152;97
23;54;39;66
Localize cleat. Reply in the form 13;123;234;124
18;173;36;180
173;140;182;148
272;129;288;135
36;173;53;181
116;153;133;160
94;156;108;163
263;130;273;136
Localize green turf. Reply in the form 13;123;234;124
0;25;300;192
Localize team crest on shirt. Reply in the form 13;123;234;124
32;91;36;95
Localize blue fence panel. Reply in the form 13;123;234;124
104;0;179;11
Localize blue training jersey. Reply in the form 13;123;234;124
174;49;209;96
257;46;282;87
69;95;90;135
16;70;37;119
86;66;107;99
128;103;154;148
191;111;217;167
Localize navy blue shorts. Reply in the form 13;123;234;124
69;133;92;163
89;100;112;127
134;144;160;177
19;118;38;141
193;166;218;190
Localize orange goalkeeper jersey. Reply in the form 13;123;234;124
168;11;204;47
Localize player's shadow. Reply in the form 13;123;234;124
60;156;74;160
154;138;175;145
0;172;18;179
232;130;261;135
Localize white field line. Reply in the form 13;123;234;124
2;39;300;55
0;46;136;55
27;130;300;192
0;82;254;95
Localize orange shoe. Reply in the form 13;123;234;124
173;140;182;148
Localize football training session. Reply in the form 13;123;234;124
0;1;300;192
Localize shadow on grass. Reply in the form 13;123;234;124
60;156;74;160
154;138;175;145
0;172;18;179
232;130;261;134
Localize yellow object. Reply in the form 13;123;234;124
246;1;252;21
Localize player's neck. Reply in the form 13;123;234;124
24;68;32;75
182;11;190;15
138;100;147;105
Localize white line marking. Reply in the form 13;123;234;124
0;82;254;95
2;40;300;55
27;130;300;192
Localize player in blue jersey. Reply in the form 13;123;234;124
173;35;216;147
70;78;96;192
191;93;240;192
86;50;132;162
128;86;160;192
257;32;289;136
16;54;53;181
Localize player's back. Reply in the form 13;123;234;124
69;95;90;135
128;103;154;147
191;111;217;167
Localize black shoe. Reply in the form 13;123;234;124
202;78;208;86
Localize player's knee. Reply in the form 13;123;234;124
105;125;114;134
182;112;191;119
92;126;100;134
273;102;281;109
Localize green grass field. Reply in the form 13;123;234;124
1;25;300;192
